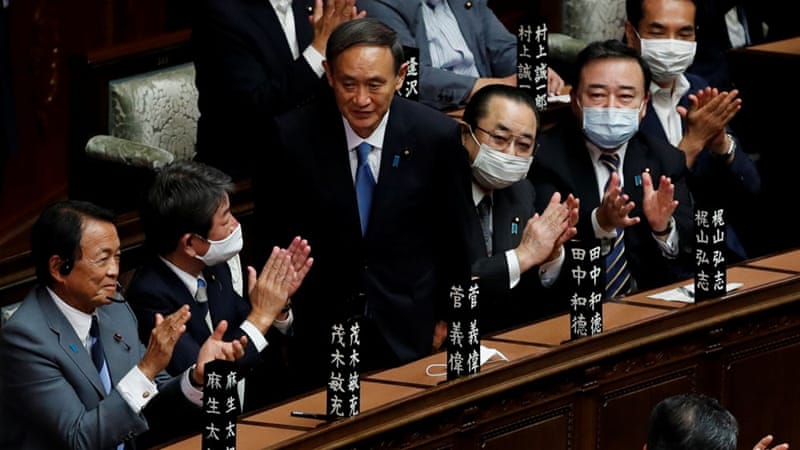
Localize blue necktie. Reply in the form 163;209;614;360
196;278;212;332
599;153;631;298
89;316;112;394
90;317;126;449
355;142;375;235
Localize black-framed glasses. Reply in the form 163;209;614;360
474;126;537;155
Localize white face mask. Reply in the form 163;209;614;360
194;223;243;266
425;345;510;377
639;38;697;83
581;102;643;150
469;130;532;190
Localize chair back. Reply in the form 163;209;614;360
108;62;198;161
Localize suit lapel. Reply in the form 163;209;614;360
569;134;604;212
312;104;363;239
293;0;314;50
247;0;294;64
203;266;228;336
37;289;108;396
154;259;211;340
369;102;415;238
448;0;483;74
492;187;524;252
622;136;650;207
96;306;130;390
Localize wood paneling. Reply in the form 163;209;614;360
160;262;800;450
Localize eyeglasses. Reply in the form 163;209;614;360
474;126;537;155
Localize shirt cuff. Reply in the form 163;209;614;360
180;367;204;407
118;366;159;413
592;208;618;240
539;247;565;287
240;320;268;352
303;46;325;78
504;250;521;289
653;225;679;257
272;308;294;335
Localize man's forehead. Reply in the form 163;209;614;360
581;59;644;90
80;219;120;253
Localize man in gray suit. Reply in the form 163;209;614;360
359;0;565;111
0;200;258;449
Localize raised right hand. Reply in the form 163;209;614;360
753;435;789;450
138;305;191;380
245;247;294;333
310;0;366;55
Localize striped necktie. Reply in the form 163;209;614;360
599;153;631;298
476;195;493;256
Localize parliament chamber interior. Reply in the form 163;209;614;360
0;0;799;449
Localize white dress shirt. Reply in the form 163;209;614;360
649;74;690;147
269;0;326;77
343;110;389;182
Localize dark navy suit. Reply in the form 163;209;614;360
127;257;290;410
192;0;328;179
532;120;695;292
639;73;760;261
464;180;568;334
256;95;471;390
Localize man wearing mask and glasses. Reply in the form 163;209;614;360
531;39;694;298
457;84;578;334
625;0;759;263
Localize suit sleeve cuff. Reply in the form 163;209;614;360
179;368;204;407
303;46;326;78
271;308;294;335
592;208;618;240
118;366;159;413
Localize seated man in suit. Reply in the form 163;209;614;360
532;39;694;298
127;160;312;411
358;0;566;112
459;84;579;333
192;0;365;180
0;200;246;449
624;0;759;262
257;17;472;393
646;393;788;450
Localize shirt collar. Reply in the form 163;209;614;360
343;108;391;151
270;0;292;14
586;138;629;164
159;256;205;299
649;73;690;102
471;180;491;207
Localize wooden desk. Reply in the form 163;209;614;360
741;36;800;57
161;263;800;450
744;247;800;273
729;37;800;255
